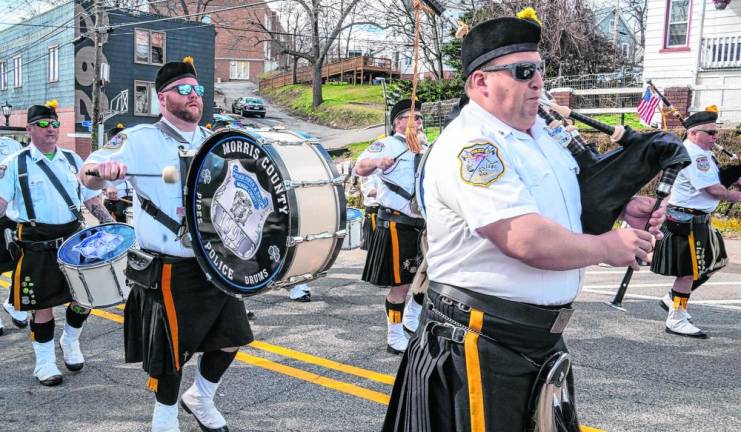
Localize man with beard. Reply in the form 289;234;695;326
81;57;252;432
0;100;112;385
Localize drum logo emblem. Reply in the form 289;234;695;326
212;160;274;260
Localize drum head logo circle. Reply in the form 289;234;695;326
186;130;291;296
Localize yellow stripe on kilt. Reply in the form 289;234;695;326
688;229;699;281
465;308;486;432
12;224;23;310
390;221;401;284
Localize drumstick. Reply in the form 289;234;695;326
85;166;180;183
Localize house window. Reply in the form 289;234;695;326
134;29;165;65
665;0;690;48
13;56;22;88
48;46;59;83
134;81;160;116
0;62;6;91
621;43;630;58
229;61;250;80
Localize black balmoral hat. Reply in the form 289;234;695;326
155;56;197;92
27;100;59;124
390;99;423;123
461;8;542;78
685;105;719;129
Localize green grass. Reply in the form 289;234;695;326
261;84;385;129
589;113;644;130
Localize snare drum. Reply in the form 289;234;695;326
58;223;136;308
342;208;363;250
184;128;346;296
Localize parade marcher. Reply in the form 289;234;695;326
383;10;668;431
81;57;252;432
354;99;427;354
0;136;28;334
652;105;736;338
0;100;113;385
101;123;134;222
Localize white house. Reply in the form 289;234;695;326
643;0;741;125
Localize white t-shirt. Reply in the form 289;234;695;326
668;139;721;213
423;100;583;306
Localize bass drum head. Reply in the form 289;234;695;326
185;129;292;297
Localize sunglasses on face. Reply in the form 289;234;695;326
697;129;718;136
33;120;60;129
399;114;424;122
163;84;205;97
480;61;546;81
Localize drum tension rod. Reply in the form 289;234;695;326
284;176;346;190
287;230;346;247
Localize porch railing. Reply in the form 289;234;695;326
700;35;741;69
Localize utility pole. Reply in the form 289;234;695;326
91;0;103;151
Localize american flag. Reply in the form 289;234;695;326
637;86;660;126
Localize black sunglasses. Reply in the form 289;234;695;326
33;120;60;129
697;129;718;136
163;84;205;97
399;114;424;121
480;61;545;81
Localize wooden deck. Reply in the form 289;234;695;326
259;56;399;90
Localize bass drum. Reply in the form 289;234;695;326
184;128;346;297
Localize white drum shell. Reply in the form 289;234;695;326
259;130;344;283
60;256;130;309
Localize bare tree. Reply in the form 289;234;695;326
621;0;648;63
247;0;381;108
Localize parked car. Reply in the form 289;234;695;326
232;97;267;117
212;113;259;130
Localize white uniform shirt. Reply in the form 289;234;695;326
423;100;583;305
356;134;427;218
360;174;380;207
0;143;97;224
668;139;721;213
86;118;209;257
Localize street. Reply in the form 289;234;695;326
1;243;740;431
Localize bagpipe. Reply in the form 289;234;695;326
538;90;691;311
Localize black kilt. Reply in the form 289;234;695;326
10;220;81;311
362;212;424;287
651;211;728;279
124;257;253;379
361;205;379;251
383;285;578;432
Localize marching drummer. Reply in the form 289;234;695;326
81;57;252;432
354;99;428;354
0;100;113;385
101;123;134;223
651;105;741;338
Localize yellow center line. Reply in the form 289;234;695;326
0;280;605;431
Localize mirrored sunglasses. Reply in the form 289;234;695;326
164;84;205;97
34;120;60;129
480;61;546;81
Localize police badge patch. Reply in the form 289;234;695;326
368;141;384;153
458;141;505;186
696;155;710;172
104;133;127;150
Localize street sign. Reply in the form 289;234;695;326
81;120;92;128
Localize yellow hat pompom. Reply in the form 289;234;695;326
116;123;124;129
45;99;58;109
182;56;194;65
206;123;213;130
705;104;718;113
455;21;470;39
516;7;542;26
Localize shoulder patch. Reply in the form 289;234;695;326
696;155;710;172
104;133;127;150
368;141;384;153
458;141;505;187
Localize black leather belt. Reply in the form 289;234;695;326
429;281;574;334
19;237;65;251
667;205;711;223
376;206;425;228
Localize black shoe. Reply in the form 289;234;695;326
0;327;4;336
664;327;709;339
2;304;28;328
386;344;404;355
180;399;229;432
37;375;63;387
291;293;311;303
246;310;255;320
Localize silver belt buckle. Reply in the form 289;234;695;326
550;308;574;334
